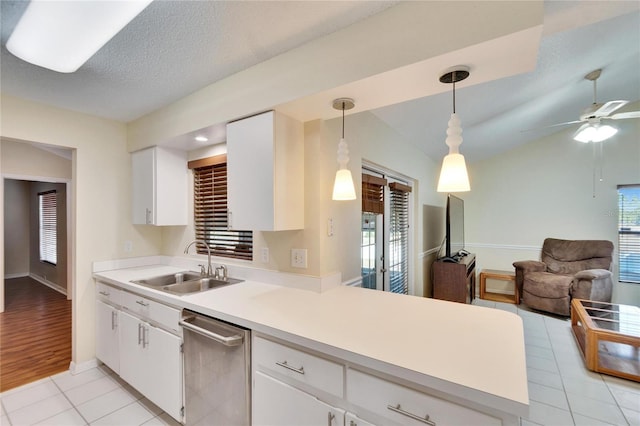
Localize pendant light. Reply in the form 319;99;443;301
332;98;357;200
437;66;471;193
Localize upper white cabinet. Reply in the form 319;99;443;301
131;146;187;226
226;110;304;231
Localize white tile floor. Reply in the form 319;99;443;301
0;365;180;426
1;301;639;425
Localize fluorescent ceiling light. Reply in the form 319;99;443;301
6;0;153;73
195;136;209;142
573;123;618;143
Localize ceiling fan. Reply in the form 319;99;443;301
554;69;640;143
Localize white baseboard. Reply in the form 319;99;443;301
69;359;99;375
4;272;29;279
343;276;363;287
29;273;67;296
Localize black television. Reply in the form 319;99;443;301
445;194;465;260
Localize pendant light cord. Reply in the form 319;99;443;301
341;101;345;138
452;71;456;114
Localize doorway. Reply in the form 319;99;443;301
361;165;413;294
1;139;74;390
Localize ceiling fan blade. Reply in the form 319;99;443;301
592;100;629;117
520;120;583;132
609;110;640;120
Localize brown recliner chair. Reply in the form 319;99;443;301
513;238;614;316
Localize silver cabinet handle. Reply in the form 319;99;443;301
179;319;244;347
145;208;152;224
137;323;143;345
99;291;109;296
111;311;117;330
136;300;149;307
327;412;335;426
275;360;305;375
387;404;436;426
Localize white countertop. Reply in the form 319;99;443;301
94;264;529;417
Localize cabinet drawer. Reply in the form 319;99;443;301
96;281;122;306
347;369;500;426
120;291;180;333
253;336;344;398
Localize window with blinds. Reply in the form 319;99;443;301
618;184;640;283
362;174;387;214
39;190;57;265
190;155;253;261
388;181;411;294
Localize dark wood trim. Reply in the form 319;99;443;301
188;154;227;169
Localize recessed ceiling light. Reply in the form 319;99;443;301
195;136;209;142
6;0;153;73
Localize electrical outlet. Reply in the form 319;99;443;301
291;248;308;268
124;241;133;253
261;247;270;263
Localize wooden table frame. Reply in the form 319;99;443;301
479;269;518;304
570;299;640;382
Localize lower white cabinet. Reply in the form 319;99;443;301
345;412;375;426
95;300;120;374
253;371;344;426
119;310;183;422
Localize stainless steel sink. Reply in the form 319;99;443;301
132;271;202;287
132;272;243;295
161;277;243;295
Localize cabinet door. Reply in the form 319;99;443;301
119;311;183;423
144;323;183;422
95;300;119;374
346;412;376;426
253;371;344;426
227;111;275;231
118;311;148;392
131;147;155;224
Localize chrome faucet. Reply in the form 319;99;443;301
215;265;227;281
184;240;212;277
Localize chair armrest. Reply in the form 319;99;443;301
513;260;546;272
574;269;612;281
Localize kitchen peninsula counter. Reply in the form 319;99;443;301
94;263;528;423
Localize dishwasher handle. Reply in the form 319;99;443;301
180;317;244;347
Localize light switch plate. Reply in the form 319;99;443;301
291;248;308;268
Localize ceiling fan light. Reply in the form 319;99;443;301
573;123;618;143
6;0;153;73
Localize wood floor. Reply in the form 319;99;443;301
0;277;72;392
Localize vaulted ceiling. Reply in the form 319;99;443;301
1;1;638;163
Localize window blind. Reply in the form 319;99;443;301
618;184;640;283
39;190;57;265
388;182;411;294
362;174;387;214
191;156;253;261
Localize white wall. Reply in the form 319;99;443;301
465;105;640;304
3;179;30;277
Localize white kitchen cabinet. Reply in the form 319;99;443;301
95;299;120;374
347;368;501;426
227;110;304;231
119;310;183;422
131;146;187;226
253;371;344;426
346;412;376;426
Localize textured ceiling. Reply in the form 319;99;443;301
0;0;398;121
1;1;639;164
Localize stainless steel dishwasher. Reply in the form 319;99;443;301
179;310;251;426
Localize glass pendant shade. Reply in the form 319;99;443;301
7;0;153;73
333;168;357;200
573;123;618;143
437;153;470;192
